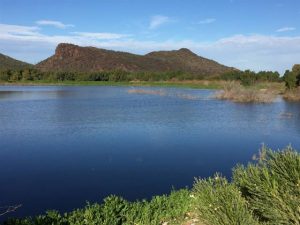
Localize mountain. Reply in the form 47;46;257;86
0;53;32;70
145;48;233;76
36;43;235;77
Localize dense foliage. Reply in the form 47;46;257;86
0;68;204;82
233;146;300;225
220;70;281;86
283;64;300;89
193;175;260;225
3;146;299;225
0;68;283;84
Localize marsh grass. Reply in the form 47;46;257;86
127;89;166;96
128;88;200;101
283;88;300;101
0;80;224;89
215;81;279;103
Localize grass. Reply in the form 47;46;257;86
283;88;300;101
215;81;283;103
127;89;200;100
3;146;300;225
0;80;224;89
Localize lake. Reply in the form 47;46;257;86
0;85;299;220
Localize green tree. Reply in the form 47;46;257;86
292;64;300;86
21;68;32;81
9;70;21;82
284;69;298;89
0;70;11;81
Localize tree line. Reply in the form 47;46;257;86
0;67;299;88
220;70;281;85
0;69;206;82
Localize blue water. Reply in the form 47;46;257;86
0;85;299;220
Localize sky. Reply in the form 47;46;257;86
0;0;300;73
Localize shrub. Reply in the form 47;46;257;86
4;190;191;225
193;174;260;225
284;70;297;90
233;146;300;225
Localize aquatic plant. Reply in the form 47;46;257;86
215;81;278;103
283;88;300;101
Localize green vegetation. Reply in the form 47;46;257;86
0;69;208;83
220;69;281;86
0;68;282;84
0;68;284;90
283;65;300;101
3;146;300;225
234;146;300;225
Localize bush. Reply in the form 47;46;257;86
284;70;297;90
193;174;260;225
233;146;300;225
4;190;191;225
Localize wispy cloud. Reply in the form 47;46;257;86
36;20;74;29
149;15;171;29
198;18;216;24
276;27;296;32
71;32;130;40
0;23;40;36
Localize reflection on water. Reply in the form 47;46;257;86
0;89;71;101
0;85;299;220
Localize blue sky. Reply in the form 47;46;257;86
0;0;300;73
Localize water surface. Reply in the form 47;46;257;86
0;85;299;220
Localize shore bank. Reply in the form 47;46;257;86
0;80;224;89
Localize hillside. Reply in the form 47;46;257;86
36;43;235;77
0;53;32;70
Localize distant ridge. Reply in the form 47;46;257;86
36;43;236;77
0;53;32;70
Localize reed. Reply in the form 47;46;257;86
215;81;278;103
283;88;300;101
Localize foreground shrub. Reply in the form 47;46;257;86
193;174;259;225
233;146;300;225
4;190;191;225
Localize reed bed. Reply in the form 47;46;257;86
128;89;200;100
215;81;278;103
283;88;300;101
127;89;166;96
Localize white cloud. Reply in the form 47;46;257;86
36;20;74;29
198;18;216;24
276;27;296;32
71;32;129;40
149;15;171;29
0;23;40;36
1;23;300;73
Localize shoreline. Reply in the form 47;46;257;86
0;80;223;89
